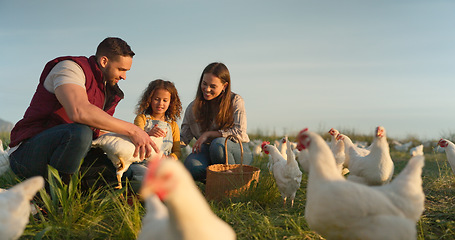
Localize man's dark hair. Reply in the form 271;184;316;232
96;37;135;60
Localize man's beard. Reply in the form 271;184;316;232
106;80;117;91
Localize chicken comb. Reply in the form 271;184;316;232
336;134;344;141
261;141;271;154
299;128;309;135
296;128;309;150
438;139;448;148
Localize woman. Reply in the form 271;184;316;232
181;62;253;182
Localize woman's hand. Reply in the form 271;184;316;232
147;124;167;138
192;131;222;153
192;134;208;153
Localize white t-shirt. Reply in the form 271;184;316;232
43;60;86;93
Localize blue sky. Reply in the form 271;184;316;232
1;0;454;141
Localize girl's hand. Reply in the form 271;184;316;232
148;124;167;138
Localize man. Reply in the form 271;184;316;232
9;37;158;183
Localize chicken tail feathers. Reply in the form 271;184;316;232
403;155;425;176
393;155;425;184
10;176;45;200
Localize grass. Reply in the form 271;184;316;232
1;132;455;239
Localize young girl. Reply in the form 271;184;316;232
180;62;253;182
131;79;182;180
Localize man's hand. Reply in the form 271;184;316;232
129;127;159;159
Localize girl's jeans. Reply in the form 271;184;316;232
9;123;93;179
183;137;253;182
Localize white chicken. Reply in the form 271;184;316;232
289;141;298;151
437;139;455;175
263;142;302;207
92;132;164;189
296;129;425;240
0;140;11;176
328;128;339;145
339;126;394;186
292;148;300;160
138;156;236;240
249;139;264;158
393;140;413;152
296;145;310;174
336;133;370;169
178;143;192;162
277;136;288;160
262;141;275;172
410;144;424;157
328;128;346;174
0;176;45;240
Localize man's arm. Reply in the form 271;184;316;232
55;83;158;159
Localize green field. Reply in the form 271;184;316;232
1;132;454;239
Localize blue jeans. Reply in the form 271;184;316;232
9;123;93;179
183;137;253;182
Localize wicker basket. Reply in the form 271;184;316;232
205;135;260;201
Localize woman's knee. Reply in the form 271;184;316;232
184;154;209;181
209;138;253;165
209;138;226;164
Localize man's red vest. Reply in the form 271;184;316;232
9;56;124;147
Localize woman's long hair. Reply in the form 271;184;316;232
193;62;234;131
135;79;182;122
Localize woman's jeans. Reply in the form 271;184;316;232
183;137;253;182
9;123;93;179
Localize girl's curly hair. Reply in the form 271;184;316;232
135;79;182;122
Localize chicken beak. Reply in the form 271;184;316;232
376;127;384;137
